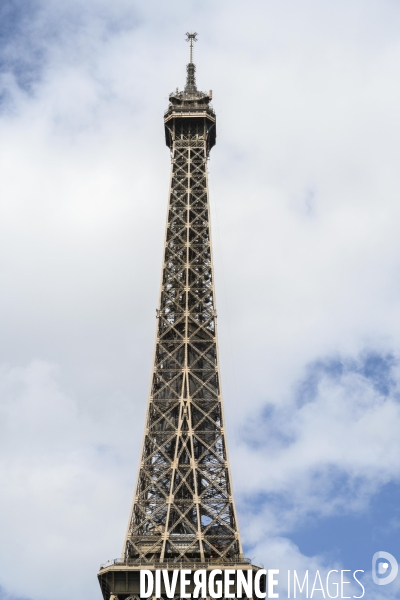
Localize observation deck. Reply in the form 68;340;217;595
164;60;216;151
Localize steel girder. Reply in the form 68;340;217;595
123;105;243;564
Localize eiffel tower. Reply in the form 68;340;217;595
98;34;262;600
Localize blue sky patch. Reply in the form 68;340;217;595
289;481;400;574
0;0;45;93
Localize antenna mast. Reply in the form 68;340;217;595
186;31;198;63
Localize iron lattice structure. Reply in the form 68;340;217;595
124;35;240;566
98;35;261;600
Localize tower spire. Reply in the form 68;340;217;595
186;31;197;63
185;31;198;93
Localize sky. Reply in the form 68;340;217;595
1;0;400;598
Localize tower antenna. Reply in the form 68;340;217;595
186;31;198;64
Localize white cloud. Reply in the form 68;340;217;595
0;360;141;600
230;354;400;537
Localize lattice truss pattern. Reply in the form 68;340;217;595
125;119;241;563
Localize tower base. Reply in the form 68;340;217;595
98;560;264;600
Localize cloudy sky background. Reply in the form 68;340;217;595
1;0;400;598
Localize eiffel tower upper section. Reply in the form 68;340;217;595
120;33;243;566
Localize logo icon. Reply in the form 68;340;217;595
372;551;398;586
